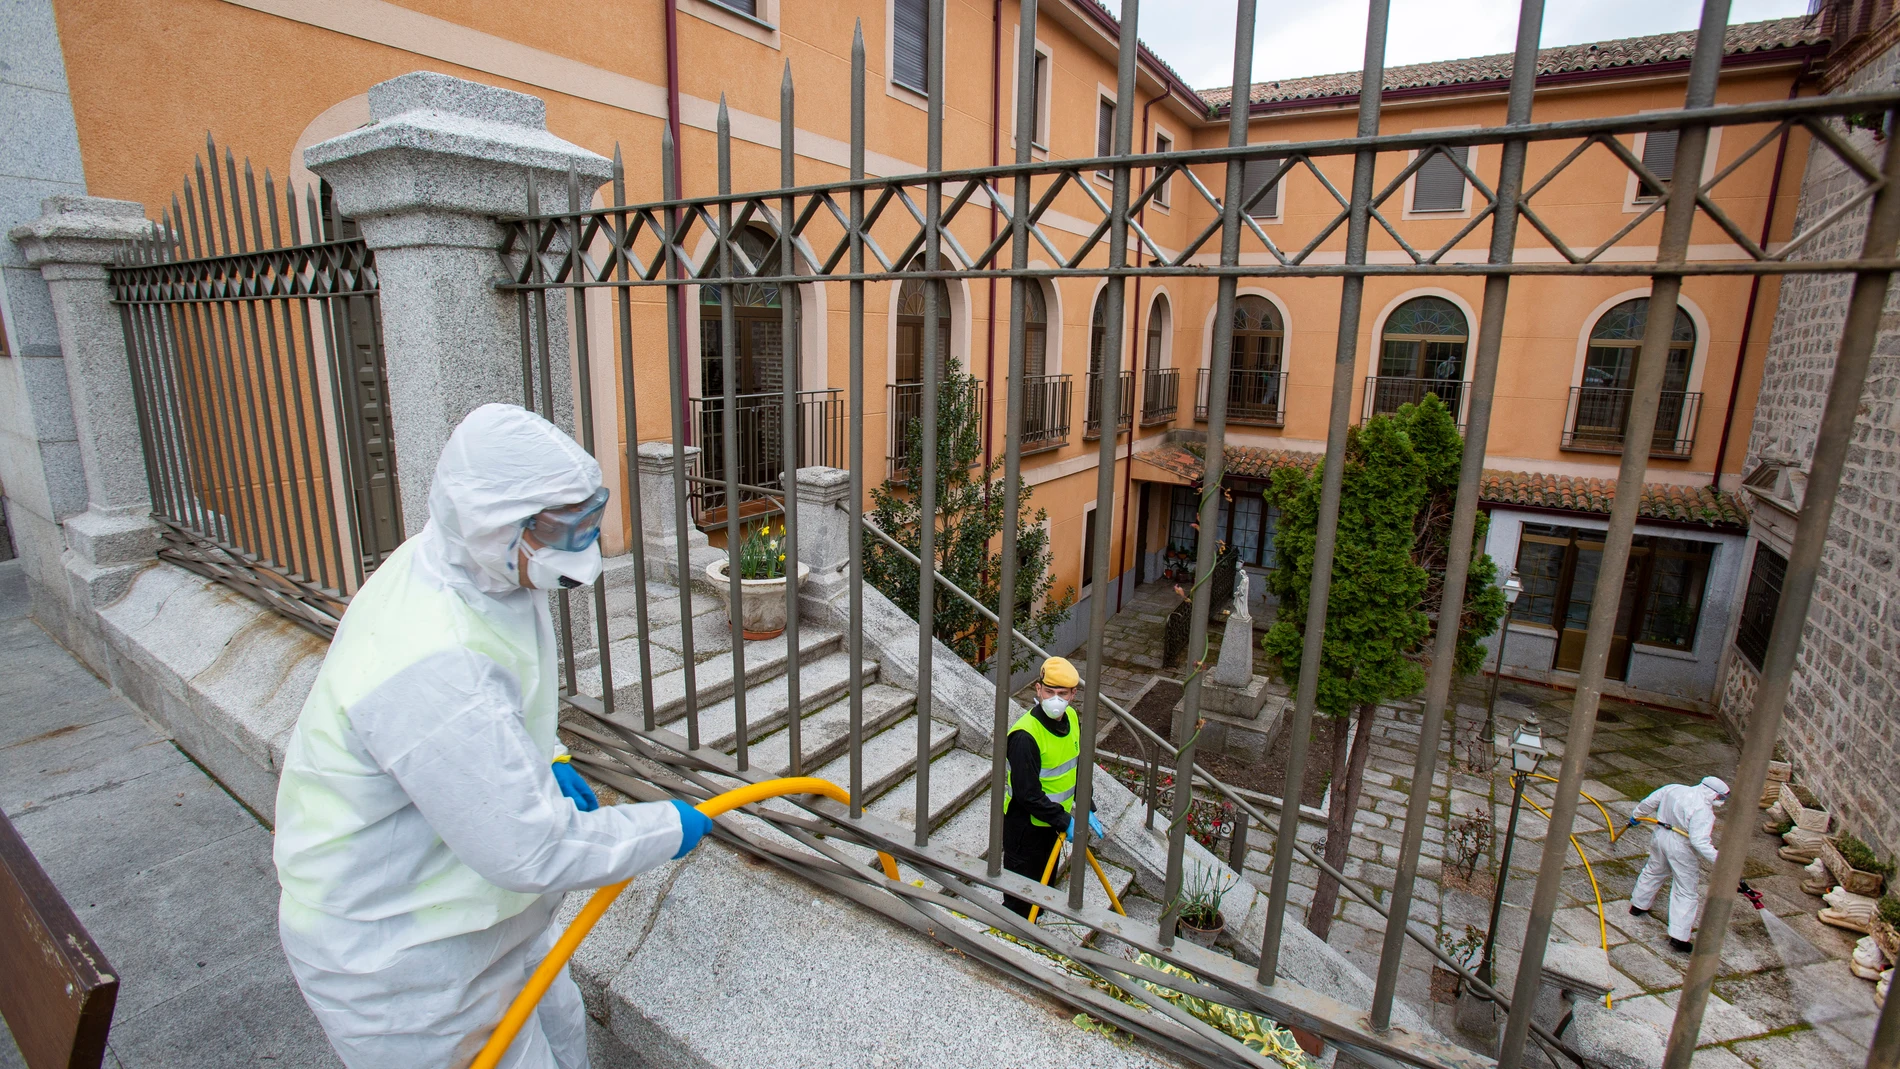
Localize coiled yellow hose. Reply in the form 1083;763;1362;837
470;776;898;1069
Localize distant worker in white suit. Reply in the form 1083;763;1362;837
1627;776;1730;952
273;403;712;1068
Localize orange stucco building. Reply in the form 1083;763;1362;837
19;0;1828;705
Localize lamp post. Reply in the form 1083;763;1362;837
1483;570;1524;753
1477;713;1547;1000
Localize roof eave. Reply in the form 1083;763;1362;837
1209;42;1827;119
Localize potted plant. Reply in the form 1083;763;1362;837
1822;832;1894;897
1875;894;1900;964
706;521;810;641
1778;782;1831;834
1172;866;1236;948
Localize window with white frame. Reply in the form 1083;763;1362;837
1096;96;1116;180
1030;51;1050;146
1240;157;1280;218
711;0;756;14
1410;145;1469;212
892;0;929;95
1152;131;1172;206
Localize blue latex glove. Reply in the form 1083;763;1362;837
1089;812;1106;840
551;760;598;812
1625;816;1638;830
671;800;713;859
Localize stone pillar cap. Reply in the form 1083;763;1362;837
305;71;612;221
10;196;152;265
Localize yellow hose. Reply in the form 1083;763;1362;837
470;776;897;1069
1513;775;1613;1009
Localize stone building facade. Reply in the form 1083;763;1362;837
1718;14;1900;860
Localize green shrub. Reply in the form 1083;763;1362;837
1878;893;1900;928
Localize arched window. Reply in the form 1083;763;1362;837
1372;295;1468;419
1568;298;1699;456
1089;290;1110;377
1086;290;1128;436
1023;281;1048;380
1232;295;1282;372
1146;293;1170;374
1219;295;1286;425
896;263;953;382
700;227;797;397
1583;298;1694;392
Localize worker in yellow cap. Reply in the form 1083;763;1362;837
1001;656;1103;917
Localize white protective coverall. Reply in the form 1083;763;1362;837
274;403;683;1069
1630;778;1726;942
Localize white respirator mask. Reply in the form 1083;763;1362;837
525;542;604;590
1040;695;1069;718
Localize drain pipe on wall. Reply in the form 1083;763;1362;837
1709;65;1805;487
985;0;1002;482
1116;90;1167;613
666;0;692;444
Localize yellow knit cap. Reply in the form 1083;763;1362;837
1040;656;1080;689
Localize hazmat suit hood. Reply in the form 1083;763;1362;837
1700;776;1730;807
422;403;603;596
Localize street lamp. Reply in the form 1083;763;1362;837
1483;570;1525;753
1477;713;1546;997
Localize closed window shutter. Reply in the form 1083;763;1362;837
1411;145;1468;212
1241;158;1279;218
893;0;928;93
1154;133;1172;205
1640;129;1679;198
1097;98;1115;157
712;0;757;14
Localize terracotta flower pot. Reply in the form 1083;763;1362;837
706;559;809;640
1178;912;1224;949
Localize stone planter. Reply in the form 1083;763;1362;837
1875;918;1900;964
1778;783;1832;834
1766;759;1793;783
1821;836;1889;897
1178;912;1224;949
706;559;810;640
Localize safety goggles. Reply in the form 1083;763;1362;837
524;487;610;552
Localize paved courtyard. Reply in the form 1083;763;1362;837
1085;584;1880;1067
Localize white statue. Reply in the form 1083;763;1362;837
1231;567;1251;623
1213;569;1254;687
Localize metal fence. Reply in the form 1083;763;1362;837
109;136;401;636
1561;385;1703;458
689;388;843;520
494;0;1900;1064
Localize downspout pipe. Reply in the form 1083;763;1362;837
666;0;691;443
1709;63;1806;487
1116;89;1168;613
986;0;1002;482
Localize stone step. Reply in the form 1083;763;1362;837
572;640;686;710
601;584;727;645
810;714;958;811
668;651;877;753
865;747;993;834
741;683;916;777
641;628;843;723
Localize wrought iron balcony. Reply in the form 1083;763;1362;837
689;388;844;523
1195;368;1287;427
887;378;987;480
1082;369;1134;439
1140;367;1179;426
1362;376;1468;428
1562;386;1702;459
1018;373;1073;455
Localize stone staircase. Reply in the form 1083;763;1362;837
567;561;1140;909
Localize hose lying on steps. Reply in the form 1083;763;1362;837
469;776;899;1069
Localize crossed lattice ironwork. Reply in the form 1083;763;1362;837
499;90;1900;293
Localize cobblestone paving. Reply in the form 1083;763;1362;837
1086;587;1878;1067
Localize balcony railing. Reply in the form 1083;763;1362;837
887;378;986;479
1083;369;1134;439
1019;373;1073;455
1561;386;1703;459
1362;375;1468;428
1195;368;1286;427
689;388;844;522
1140;367;1179;426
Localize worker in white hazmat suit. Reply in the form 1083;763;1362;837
1626;775;1730;951
274;403;713;1069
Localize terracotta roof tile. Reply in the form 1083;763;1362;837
1199;16;1825;109
1137;443;1748;528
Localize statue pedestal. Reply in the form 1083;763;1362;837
1202;673;1275;720
1195;683;1286;765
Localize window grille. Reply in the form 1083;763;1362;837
1736;545;1786;670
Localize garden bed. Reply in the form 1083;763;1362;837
1101;676;1333;808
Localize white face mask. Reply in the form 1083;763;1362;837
1040;695;1069;718
524;542;603;590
